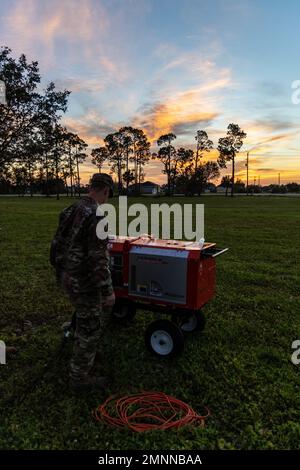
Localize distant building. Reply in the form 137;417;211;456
128;181;160;195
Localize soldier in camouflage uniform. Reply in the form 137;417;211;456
55;173;115;392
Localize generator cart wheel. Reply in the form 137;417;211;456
173;310;206;333
112;301;136;321
145;320;184;357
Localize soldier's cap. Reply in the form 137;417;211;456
90;173;114;197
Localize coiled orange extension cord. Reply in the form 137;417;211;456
94;391;210;432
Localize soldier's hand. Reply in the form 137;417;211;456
102;292;115;307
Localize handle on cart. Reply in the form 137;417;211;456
201;247;229;258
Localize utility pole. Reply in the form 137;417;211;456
246;152;249;196
278;173;281;185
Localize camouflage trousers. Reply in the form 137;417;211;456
68;292;111;381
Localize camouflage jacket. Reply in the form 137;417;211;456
58;196;113;297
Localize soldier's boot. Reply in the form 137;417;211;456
69;375;108;393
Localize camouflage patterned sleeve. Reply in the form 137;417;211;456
85;213;114;297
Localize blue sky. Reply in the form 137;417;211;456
1;0;300;183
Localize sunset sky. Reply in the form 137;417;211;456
1;0;300;185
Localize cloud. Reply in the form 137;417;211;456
243;133;299;155
54;78;106;93
256;168;277;173
172;118;215;135
62;109;116;146
264;133;294;143
134;63;231;141
4;0;99;61
135;99;219;141
250;118;296;132
1;0;128;79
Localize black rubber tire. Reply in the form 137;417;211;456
145;319;184;357
172;310;206;333
112;301;136;321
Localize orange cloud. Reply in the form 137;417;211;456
135;78;230;142
132;47;232;142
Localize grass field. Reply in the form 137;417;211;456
0;195;300;450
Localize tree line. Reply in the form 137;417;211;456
85;125;247;197
0;47;248;197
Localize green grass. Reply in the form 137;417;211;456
0;195;300;450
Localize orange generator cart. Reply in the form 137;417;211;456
108;236;227;357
